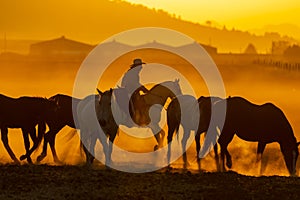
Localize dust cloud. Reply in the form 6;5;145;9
0;50;300;176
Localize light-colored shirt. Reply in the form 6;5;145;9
121;65;143;94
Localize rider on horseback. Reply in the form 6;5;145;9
121;58;149;124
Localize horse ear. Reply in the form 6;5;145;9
110;88;113;93
199;96;204;100
175;78;179;83
97;88;103;96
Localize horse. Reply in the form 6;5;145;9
77;80;182;165
166;95;222;170
206;96;300;176
0;94;57;164
35;94;82;163
76;93;111;165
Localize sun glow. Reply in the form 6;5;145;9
125;0;300;33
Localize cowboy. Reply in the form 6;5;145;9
121;58;148;124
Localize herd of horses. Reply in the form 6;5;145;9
0;79;299;176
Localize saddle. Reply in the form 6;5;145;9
114;87;150;126
129;90;150;126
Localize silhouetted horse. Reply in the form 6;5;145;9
208;97;300;176
167;95;222;170
78;80;182;165
0;94;57;163
77;94;110;165
35;94;82;163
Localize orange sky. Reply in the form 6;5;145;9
125;0;300;28
0;0;299;53
125;0;300;38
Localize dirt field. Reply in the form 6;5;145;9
0;164;299;200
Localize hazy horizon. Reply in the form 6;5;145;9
0;0;299;54
125;0;300;40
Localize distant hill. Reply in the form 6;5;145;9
250;23;300;41
0;0;298;53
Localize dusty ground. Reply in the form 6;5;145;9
0;164;300;200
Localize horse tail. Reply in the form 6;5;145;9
79;140;85;158
175;122;180;144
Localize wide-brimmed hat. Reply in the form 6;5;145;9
130;58;146;68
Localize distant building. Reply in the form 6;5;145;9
284;45;300;57
29;36;94;56
271;41;290;55
29;37;218;58
244;43;257;54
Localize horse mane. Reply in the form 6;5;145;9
19;96;48;100
0;93;15;100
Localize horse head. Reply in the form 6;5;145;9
281;141;299;176
159;79;182;98
96;88;114;128
48;95;61;111
172;79;182;96
97;88;103;96
44;97;60;117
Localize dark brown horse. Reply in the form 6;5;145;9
0;94;57;163
166;95;222;170
35;94;82;163
204;96;300;176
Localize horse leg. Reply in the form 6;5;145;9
167;123;177;168
46;124;66;164
195;131;201;171
48;131;61;164
21;121;46;162
79;127;92;166
149;123;163;151
257;142;267;175
181;127;190;170
256;142;266;162
97;131;109;167
155;129;165;150
37;130;51;163
213;144;220;171
21;128;32;164
87;132;98;165
224;148;232;168
107;128;118;167
220;145;226;172
20;126;36;161
1;127;20;164
84;135;94;166
218;132;234;171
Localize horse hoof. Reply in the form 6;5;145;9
37;153;46;162
54;159;63;165
37;157;42;163
154;145;159;151
20;155;27;161
12;160;21;165
226;161;232;169
166;165;173;172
